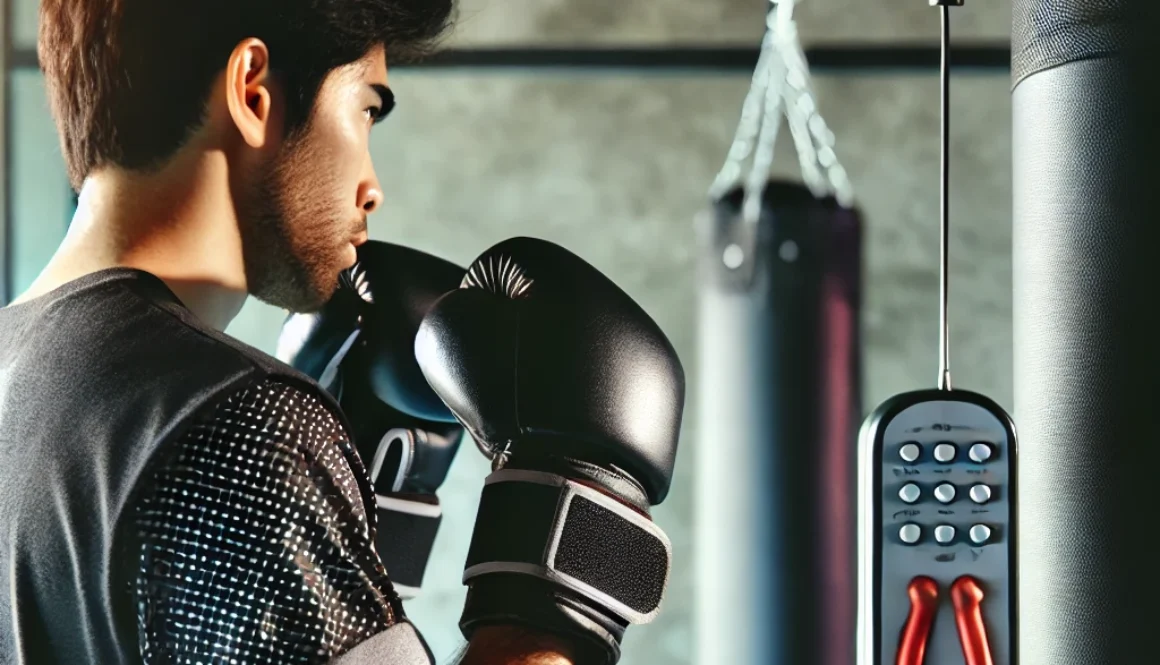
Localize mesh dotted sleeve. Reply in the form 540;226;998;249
132;378;405;664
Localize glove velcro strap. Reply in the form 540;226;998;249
375;494;442;599
463;469;671;625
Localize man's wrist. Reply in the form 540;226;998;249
457;625;581;665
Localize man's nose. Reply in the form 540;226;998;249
359;156;383;213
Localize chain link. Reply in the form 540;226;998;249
708;20;778;202
709;0;854;213
743;35;787;225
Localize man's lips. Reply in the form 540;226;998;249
351;225;369;246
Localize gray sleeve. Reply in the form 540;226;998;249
132;378;430;664
328;622;435;665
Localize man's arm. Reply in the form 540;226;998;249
132;378;411;663
454;626;576;665
133;377;586;665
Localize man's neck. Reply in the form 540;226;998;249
11;147;251;331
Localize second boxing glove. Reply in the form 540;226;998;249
415;237;685;664
277;240;466;598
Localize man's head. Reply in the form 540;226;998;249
38;0;454;312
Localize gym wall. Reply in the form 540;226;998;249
3;1;1012;662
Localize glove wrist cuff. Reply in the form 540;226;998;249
375;493;441;599
460;573;623;665
464;469;672;626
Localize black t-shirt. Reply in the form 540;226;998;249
0;269;434;664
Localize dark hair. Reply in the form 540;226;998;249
39;0;455;189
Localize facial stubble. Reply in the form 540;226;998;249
241;128;359;314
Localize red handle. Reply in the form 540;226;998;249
896;576;939;665
951;575;994;665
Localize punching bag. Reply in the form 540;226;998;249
695;181;862;665
1012;3;1158;663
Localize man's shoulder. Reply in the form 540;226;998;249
207;376;348;435
158;376;371;536
11;267;344;437
116;272;304;380
88;268;328;402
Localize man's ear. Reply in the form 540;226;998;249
225;39;274;149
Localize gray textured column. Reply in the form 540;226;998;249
1012;2;1157;663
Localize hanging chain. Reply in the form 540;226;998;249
775;3;854;208
743;29;788;225
708;17;779;203
708;0;855;227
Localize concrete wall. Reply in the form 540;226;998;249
7;1;1013;663
442;0;1009;45
10;0;1012;49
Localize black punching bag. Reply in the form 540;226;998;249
1012;3;1159;664
696;181;862;665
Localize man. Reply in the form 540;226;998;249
0;1;594;663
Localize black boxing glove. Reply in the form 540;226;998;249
414;237;685;664
277;240;466;597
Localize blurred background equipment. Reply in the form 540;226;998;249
696;2;861;664
858;4;1018;665
1;1;1014;662
697;184;861;665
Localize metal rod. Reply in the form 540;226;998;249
7;44;1016;73
937;3;953;391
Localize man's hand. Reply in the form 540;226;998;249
455;626;579;665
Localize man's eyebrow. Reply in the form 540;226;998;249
369;84;395;123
